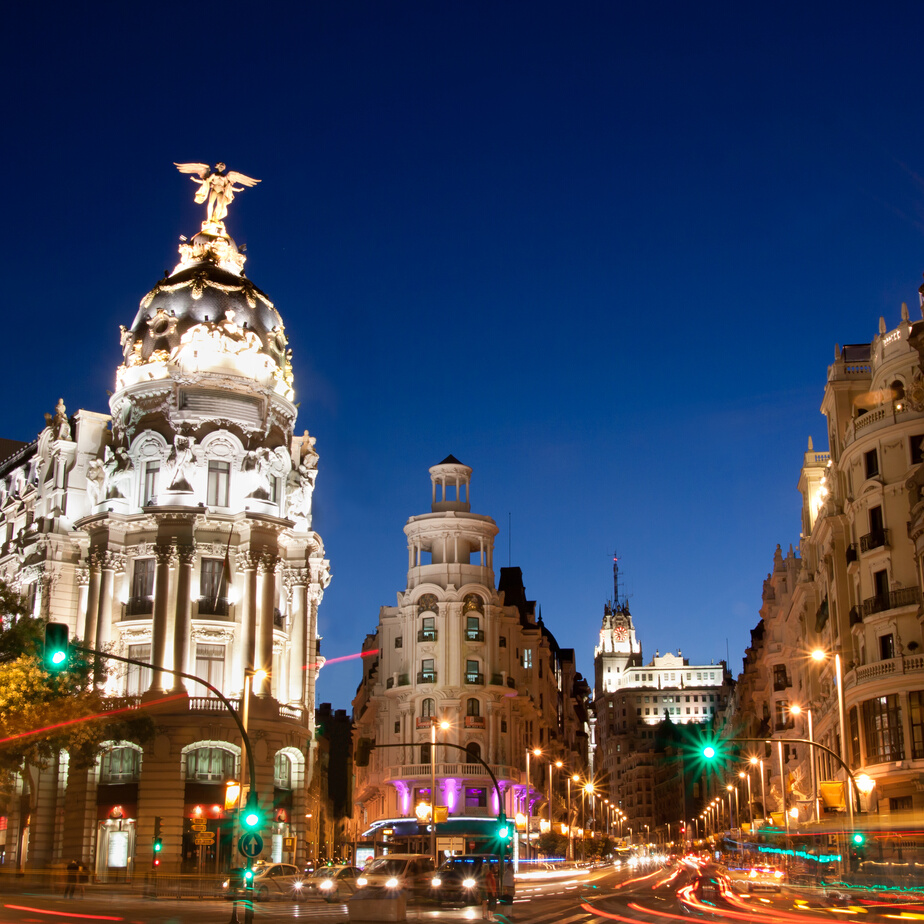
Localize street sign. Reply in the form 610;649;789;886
191;823;208;832
283;836;296;852
238;832;264;858
434;806;448;823
194;835;215;845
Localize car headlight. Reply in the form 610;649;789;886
463;878;476;888
431;877;441;887
385;877;399;888
222;880;229;889
357;877;368;886
294;881;304;890
320;880;333;890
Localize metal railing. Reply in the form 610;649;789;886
197;596;229;616
860;528;890;552
125;595;153;616
465;629;485;642
417;629;437;642
465;672;484;685
417;671;437;684
861;587;920;617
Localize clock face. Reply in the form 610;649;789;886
614;626;628;642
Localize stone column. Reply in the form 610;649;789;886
83;553;101;646
304;585;323;721
96;551;124;652
172;546;196;691
286;568;309;704
238;552;259;684
149;544;177;693
257;553;278;693
75;565;89;639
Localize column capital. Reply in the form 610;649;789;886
154;543;178;566
237;551;261;571
258;552;279;574
284;567;311;587
176;544;197;566
75;566;90;586
99;550;126;572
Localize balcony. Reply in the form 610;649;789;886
189;696;240;713
197;596;229;617
386;674;410;689
846;544;858;564
465;629;485;642
417;671;437;684
464;672;484;685
849;605;862;626
774;719;795;731
417;628;437;643
416;717;435;729
860;529;890;553
125;595;153;617
861;587;921;618
772;677;791;693
384;762;522;784
846;654;924;691
464;715;486;729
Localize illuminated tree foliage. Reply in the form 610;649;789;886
0;585;152;814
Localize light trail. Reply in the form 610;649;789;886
0;693;187;746
306;649;380;670
4;905;123;920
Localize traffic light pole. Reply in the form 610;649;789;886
69;643;258;924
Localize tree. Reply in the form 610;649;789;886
0;589;152;819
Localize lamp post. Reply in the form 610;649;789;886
777;740;790;836
525;747;540;863
550;760;562;841
812;648;854;829
739;770;753;831
750;756;767;828
790;704;818;822
582;781;594;862
429;718;449;864
568;774;579;861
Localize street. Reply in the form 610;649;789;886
2;859;923;924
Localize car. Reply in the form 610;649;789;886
431;854;514;905
741;866;786;892
355;854;436;896
223;862;308;902
305;865;362;902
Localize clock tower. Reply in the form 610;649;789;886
593;555;642;696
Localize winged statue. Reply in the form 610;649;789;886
174;162;261;225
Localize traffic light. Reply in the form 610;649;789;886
243;867;254;885
851;832;866;847
242;793;263;832
702;745;716;759
152;837;162;867
44;622;69;670
496;814;511;842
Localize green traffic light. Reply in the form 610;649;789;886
244;810;259;827
498;825;509;839
702;745;716;759
44;622;69;670
852;833;865;845
244;868;254;881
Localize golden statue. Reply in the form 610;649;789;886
174;162;261;225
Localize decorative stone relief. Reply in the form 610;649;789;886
191;626;235;644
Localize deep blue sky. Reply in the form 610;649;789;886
4;2;924;711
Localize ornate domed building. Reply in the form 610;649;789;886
0;167;330;877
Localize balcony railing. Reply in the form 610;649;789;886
197;596;229;617
847;655;924;690
417;671;437;684
465;629;485;642
386;674;410;689
860;529;890;552
846;544;858;564
774;719;795;731
861;587;921;618
125;595;153;617
772;677;791;692
464;715;486;729
416;717;434;729
464;672;484;685
189;696;240;713
417;629;437;642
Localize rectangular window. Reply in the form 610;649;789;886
911;692;924;760
912;435;924;466
865;448;880;479
126;644;151;696
869;505;884;533
880;633;895;660
142;461;160;506
207;461;231;507
849;706;861;766
395;636;403;648
499;636;506;648
131;559;155;598
862;694;904;763
420;658;435;682
193;644;225;698
522;649;533;669
200;558;223;601
465;787;487;808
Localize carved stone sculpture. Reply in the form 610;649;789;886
86;459;106;508
104;447;134;500
174;162;261;226
166;435;195;492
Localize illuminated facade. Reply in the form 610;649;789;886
593;561;733;839
351;458;589;860
740;292;924;821
0;201;330;875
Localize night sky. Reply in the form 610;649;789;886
4;2;924;712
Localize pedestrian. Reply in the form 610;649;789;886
482;864;498;922
64;859;79;899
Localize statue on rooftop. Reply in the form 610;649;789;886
174;162;261;225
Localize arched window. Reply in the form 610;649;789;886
421;698;435;718
274;753;292;789
466;742;481;764
893;380;906;402
466;698;480;717
465;614;483;642
100;746;141;783
186;746;236;782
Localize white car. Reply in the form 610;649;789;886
306;865;362;902
223;862;307;902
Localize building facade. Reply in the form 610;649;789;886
351;457;589;863
0;186;330;876
738;291;924;824
593;560;733;842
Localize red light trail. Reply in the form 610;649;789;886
0;693;187;747
4;904;123;920
305;649;380;670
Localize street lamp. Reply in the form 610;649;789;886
750;755;767;827
739;770;753;830
583;781;594;862
550;760;562;839
567;773;579;861
789;704;818;821
430;718;450;864
811;648;854;829
525;747;540;863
